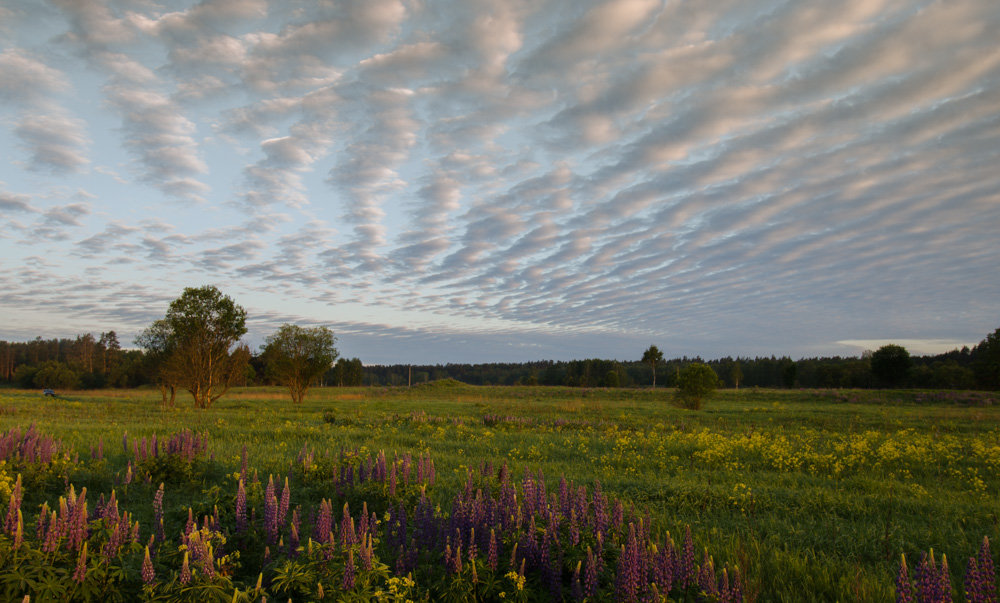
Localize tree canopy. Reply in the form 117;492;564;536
676;362;719;409
145;286;250;408
641;345;664;388
871;344;912;387
263;324;338;404
972;328;1000;389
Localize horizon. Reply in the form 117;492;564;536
2;1;998;365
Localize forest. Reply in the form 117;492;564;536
2;327;997;391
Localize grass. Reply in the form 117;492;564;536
1;384;998;601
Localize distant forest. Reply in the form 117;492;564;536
2;326;998;391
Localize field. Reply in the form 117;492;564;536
1;384;998;601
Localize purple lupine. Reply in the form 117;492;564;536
571;560;584;601
698;549;717;595
289;508;301;556
179;551;191;585
35;502;49;541
569;508;580;547
278;477;290;527
978;537;997;603
314;499;332;543
940;554;952;602
12;510;23;549
141;546;155;585
264;476;278;544
340;503;356;548
389;460;397;497
616;524;644;602
73;542;88;583
4;473;22;535
593;481;608;536
487;528;499;571
42;510;59;553
67;488;89;552
611;500;624;532
342;549;356;590
360;534;374;571
584;546;599;599
152;483;165;542
679;525;697;588
965;556;982;603
235;479;248;533
915;551;948;602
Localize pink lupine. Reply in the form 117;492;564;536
4;473;22;535
342;548;356;590
73;542;88;583
141;546;155;585
179;551;191;585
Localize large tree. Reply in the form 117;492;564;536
871;344;912;387
971;328;1000;389
641;345;664;388
262;324;338;404
145;286;250;408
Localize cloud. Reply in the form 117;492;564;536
0;49;69;103
0;190;36;213
14;109;90;173
103;86;209;200
1;0;999;363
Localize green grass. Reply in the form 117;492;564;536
2;384;999;601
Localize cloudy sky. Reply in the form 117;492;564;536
1;0;998;364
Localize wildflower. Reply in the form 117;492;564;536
141;546;155;585
488;528;499;571
343;549;356;590
180;551;191;585
73;542;88;583
235;479;247;533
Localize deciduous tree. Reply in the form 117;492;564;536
136;320;178;406
143;286;250;408
262;325;338;404
641;345;664;388
676;362;718;410
871;344;912;387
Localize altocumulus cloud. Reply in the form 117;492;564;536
0;0;998;363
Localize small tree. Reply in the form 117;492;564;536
262;325;338;404
676;362;718;410
731;361;743;390
871;344;912;387
136;319;178;406
642;345;664;388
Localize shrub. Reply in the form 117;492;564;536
675;362;719;409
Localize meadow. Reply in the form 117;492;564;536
0;383;998;601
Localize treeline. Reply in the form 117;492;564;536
3;327;998;391
0;335;364;390
364;328;1000;390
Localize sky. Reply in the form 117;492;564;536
1;0;998;365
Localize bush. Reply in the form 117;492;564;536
32;361;80;390
675;363;719;409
